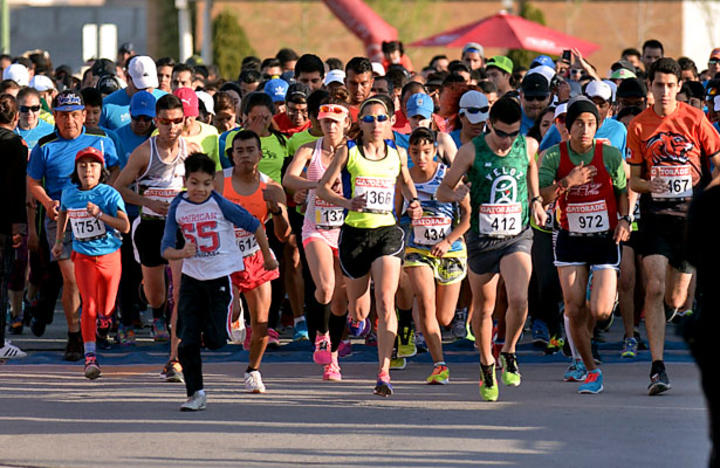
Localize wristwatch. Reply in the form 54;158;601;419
620;215;633;224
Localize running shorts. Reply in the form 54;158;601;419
339;224;405;279
553;229;620;271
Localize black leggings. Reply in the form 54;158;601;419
529;229;563;336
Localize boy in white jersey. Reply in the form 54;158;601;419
161;153;277;411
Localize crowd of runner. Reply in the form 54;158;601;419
1;38;719;410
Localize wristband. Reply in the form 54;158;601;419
410;197;419;204
620;215;633;224
531;196;543;205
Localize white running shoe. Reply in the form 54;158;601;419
180;390;207;411
228;301;247;344
244;370;266;393
0;340;26;359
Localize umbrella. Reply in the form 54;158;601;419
410;11;599;56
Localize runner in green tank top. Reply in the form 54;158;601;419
438;97;546;402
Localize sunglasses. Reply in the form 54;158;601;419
710;59;720;65
157;117;185;125
493;127;520;139
19;105;41;113
360;114;388;123
319;104;346;114
131;115;153;123
462;106;489;114
524;95;549;102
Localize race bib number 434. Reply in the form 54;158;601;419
478;203;521;237
651;165;693;199
567;200;610;234
354;177;394;213
412;216;452;246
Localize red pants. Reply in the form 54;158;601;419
72;250;122;344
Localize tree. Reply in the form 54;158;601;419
507;1;548;70
212;9;255;80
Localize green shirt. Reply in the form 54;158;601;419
288;129;320;156
539;140;626;194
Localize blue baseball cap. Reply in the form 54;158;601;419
130;90;156;118
264;78;289;103
406;93;434;120
531;55;555;69
53;90;84;112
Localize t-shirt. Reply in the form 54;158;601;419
225;129;289;182
287;129;320;157
539;140;627;193
14;119;53;150
520;109;535;136
60;183;125;256
219;126;242;168
27;127;120;202
114;124;151;168
540;118;628;157
100;88;168;130
627;102;720;216
184;121;221;172
161;191;261;281
272;112;311;136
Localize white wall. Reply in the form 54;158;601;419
683;0;720;71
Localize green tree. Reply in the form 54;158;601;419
507;1;548;70
212;10;255;80
155;0;179;60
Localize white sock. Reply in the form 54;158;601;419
563;314;579;361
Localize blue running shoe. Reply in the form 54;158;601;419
293;319;309;341
373;373;393;397
531;319;549;348
621;337;638;359
578;369;603;394
348;316;369;338
563;359;588;382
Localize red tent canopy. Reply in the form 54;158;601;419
410;11;599;56
322;0;398;61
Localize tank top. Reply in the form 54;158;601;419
222;167;269;257
304;138;344;231
137;136;189;218
468;134;529;237
403;163;463;253
556;141;617;235
340;139;401;229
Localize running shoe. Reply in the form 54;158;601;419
116;324;136;346
373;372;393;397
84;353;101;380
563;360;588;382
664;303;679;323
390;356;406;370
313;332;332;365
648;369;671;396
397;326;417;358
0;340;26;359
348;316;370;338
441;326;454;342
671;309;693;324
465;321;475;342
365;330;377;347
152;318;170;342
544;335;565;355
451;309;467;340
479;363;498;402
244;370;266;393
621;337;638;359
415;332;428;353
323;359;342;382
531;319;550;347
161;359;185;383
267;328;281;347
63;333;83;362
180;390;207;411
293;319;309;341
8;316;23;335
337;339;352;358
578;369;603;394
500;352;521;387
96;327;113;350
426;364;450;385
228;316;246;345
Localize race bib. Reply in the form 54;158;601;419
650;165;693;199
143;187;181;217
567;200;610;234
355;177;394;213
68;208;106;241
235;229;259;258
412;216;452;246
314;198;344;228
478;203;522;237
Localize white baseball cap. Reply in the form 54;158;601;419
714;95;720;112
371;62;385;76
554;102;568;119
602;79;617;102
30;74;55;92
127;56;158;90
196;90;214;115
458;90;489;124
526;65;555;87
3;63;29;87
585;80;612;102
324;69;345;87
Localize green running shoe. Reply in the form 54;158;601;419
397;325;417;358
500;352;521;387
426;364;450;385
479;363;498;401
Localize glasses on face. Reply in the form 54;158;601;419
157;117;185;126
287;107;308;115
19;105;41;113
360;114;388;123
493;127;520;139
462;106;489;114
710;59;720;66
524;95;548;102
131;115;153;123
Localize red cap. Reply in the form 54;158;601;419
75;146;105;165
710;48;720;60
173;87;199;117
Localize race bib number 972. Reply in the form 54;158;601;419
566;200;610;234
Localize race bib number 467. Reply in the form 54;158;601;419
651;165;693;199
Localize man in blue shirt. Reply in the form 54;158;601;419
100;55;167;130
26;90;120;362
520;74;551;135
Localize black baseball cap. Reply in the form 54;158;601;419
521;73;550;97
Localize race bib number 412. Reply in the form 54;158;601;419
478;203;521;237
